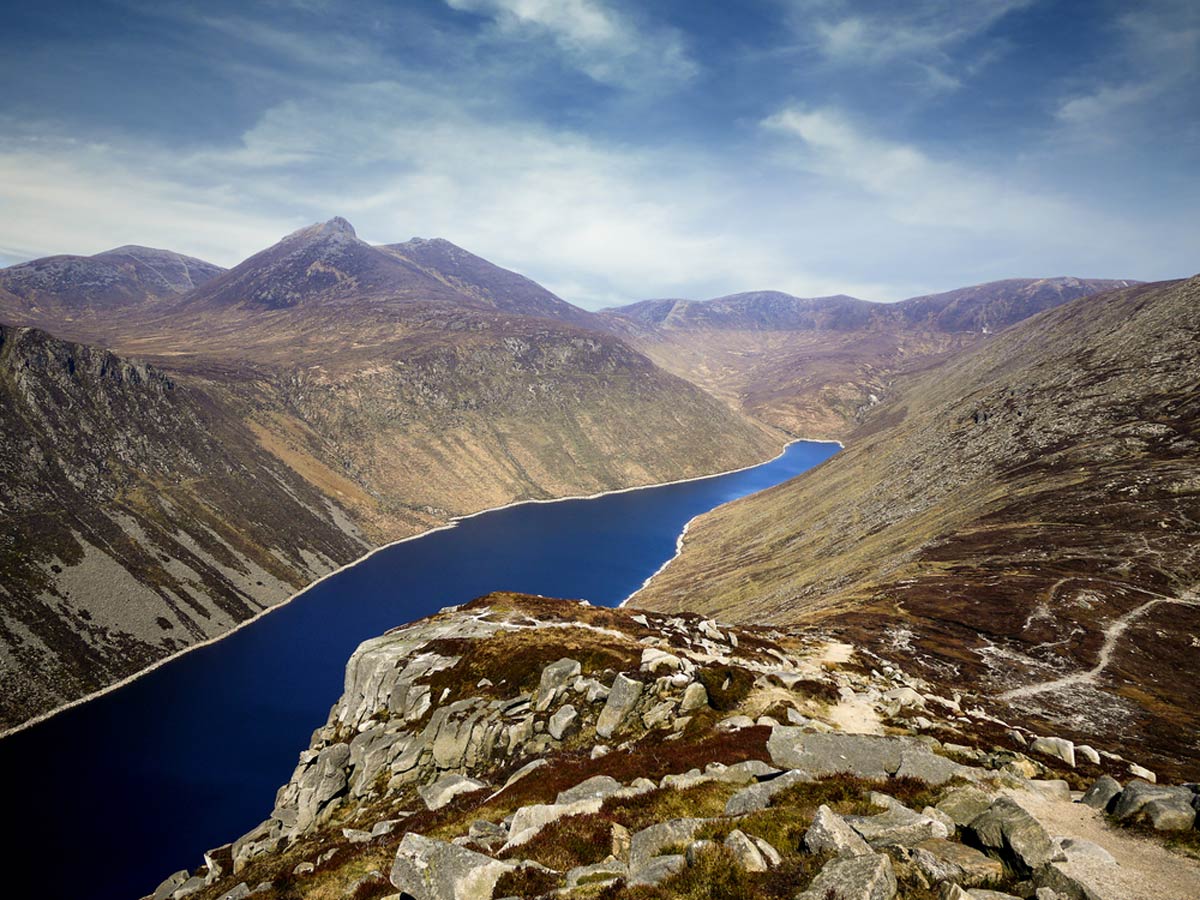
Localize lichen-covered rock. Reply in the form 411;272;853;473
152;871;189;900
724;829;768;871
1035;836;1122;900
910;838;1004;887
846;804;951;848
796;852;897;900
418;773;488;811
628;818;708;874
596;674;642;738
505;798;603;848
936;786;997;828
556;774;623;805
724;769;812;815
628;854;686;886
967;797;1057;873
767;729;950;781
548;704;578;740
279;742;350;834
1030;737;1076;768
680;681;709;712
804;804;872;857
1110;779;1194;823
535;659;581;711
1079;775;1122;811
390;833;514;900
1143;798;1196;831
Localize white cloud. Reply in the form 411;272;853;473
0;90;847;306
443;0;696;89
762;105;1062;231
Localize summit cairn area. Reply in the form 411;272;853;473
149;594;1200;900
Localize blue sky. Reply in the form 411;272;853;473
1;0;1197;306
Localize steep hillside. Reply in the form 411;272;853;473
633;276;1200;777
599;279;1133;439
0;245;225;317
0;325;367;730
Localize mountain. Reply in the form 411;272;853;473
136;594;1200;900
381;237;597;328
607;291;877;332
0;324;367;729
0;244;225;315
894;276;1137;333
176;217;471;312
632;275;1200;778
598;278;1135;439
0;219;781;730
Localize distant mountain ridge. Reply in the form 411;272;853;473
598;277;1137;439
602;277;1136;335
0;244;225;312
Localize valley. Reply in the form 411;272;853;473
0;219;780;732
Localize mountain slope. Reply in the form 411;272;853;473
632;275;1200;776
599;278;1135;439
381;237;597;327
0;325;368;730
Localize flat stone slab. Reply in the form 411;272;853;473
796;853;897;900
768;729;967;784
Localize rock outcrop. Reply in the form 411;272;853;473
147;594;1200;900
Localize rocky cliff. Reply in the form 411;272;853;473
633;275;1200;779
147;594;1200;900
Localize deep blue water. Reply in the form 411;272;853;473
0;440;837;900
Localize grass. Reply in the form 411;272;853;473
498;814;618;871
696;665;756;712
601;782;734;833
493;864;561;898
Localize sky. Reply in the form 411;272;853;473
1;0;1197;307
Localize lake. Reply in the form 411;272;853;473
0;440;837;899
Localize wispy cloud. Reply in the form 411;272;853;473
1054;1;1200;137
443;0;697;90
788;0;1031;91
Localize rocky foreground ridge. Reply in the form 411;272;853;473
151;594;1200;900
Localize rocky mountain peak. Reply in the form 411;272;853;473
320;216;357;237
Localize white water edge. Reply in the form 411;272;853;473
2;436;842;741
621;437;842;609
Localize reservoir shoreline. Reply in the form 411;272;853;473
0;436;839;744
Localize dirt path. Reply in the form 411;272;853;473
1000;593;1200;701
1007;787;1200;900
